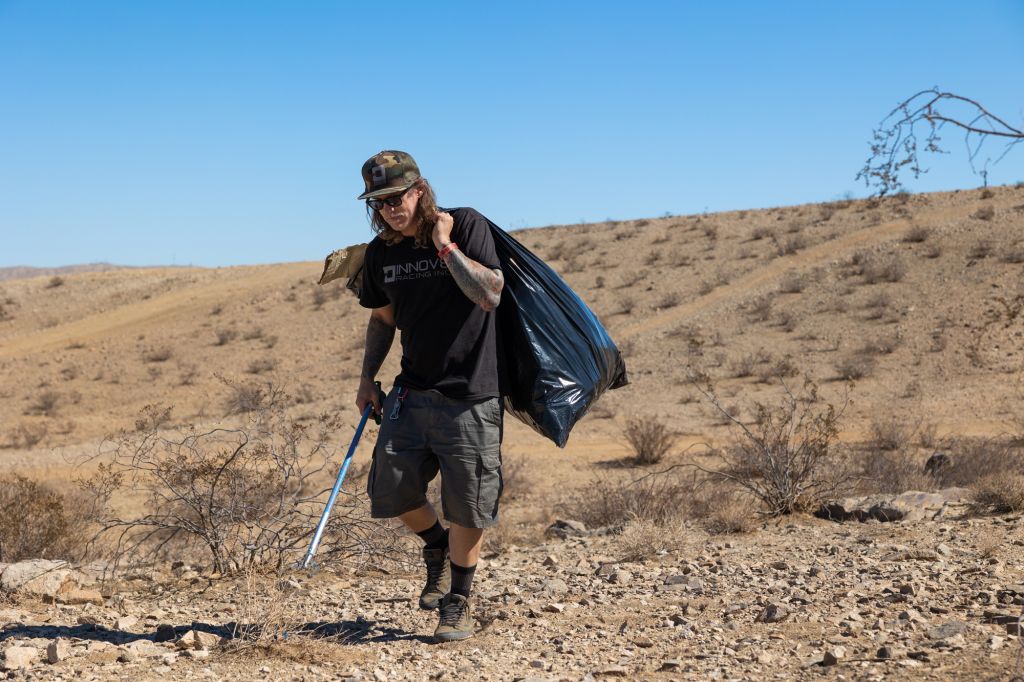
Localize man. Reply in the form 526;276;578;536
354;150;504;642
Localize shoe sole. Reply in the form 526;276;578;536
419;597;442;610
433;631;474;642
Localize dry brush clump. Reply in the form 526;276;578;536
81;386;404;574
0;475;85;562
622;415;678;466
690;376;853;515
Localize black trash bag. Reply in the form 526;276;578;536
489;223;629;447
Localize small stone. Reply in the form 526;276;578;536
529;659;545;669
543;603;565;613
770;560;789;570
612;570;631;586
116;615;139;631
542;555;559;567
46;639;69;664
927;621;967;641
117;649;137;663
822;646;846;666
876;646;893;660
899;584;916;595
2;646;38;670
989;636;1004;650
632;636;654;648
658;659;681;671
936;543;952;556
545;520;587;539
175;629;223;651
756;603;790;623
181;649;209;660
595;665;629;676
57;588;103;605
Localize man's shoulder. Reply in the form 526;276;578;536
447;207;486;223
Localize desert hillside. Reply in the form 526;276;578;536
1;185;1022;680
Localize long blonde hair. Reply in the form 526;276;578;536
366;178;439;248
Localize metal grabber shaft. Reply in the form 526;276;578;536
300;403;374;570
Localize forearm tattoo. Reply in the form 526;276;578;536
446;249;504;311
361;315;395;380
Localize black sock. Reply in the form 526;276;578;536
450;562;476;598
416;521;448;550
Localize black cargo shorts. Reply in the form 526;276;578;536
367;386;504;529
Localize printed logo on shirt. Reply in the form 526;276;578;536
383;257;449;284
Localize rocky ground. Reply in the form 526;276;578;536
2;503;1022;681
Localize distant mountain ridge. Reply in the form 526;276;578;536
0;263;168;282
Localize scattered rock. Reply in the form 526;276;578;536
116;615;139;630
545;519;587;539
2;646;38;671
817;488;970;523
821;646;847;666
876;645;893;660
612;570;631;586
46;639;69;664
658;659;681;671
175;629;223;651
594;664;629;676
0;560;81;600
57;588;104;605
756;603;790;623
927;621;967;641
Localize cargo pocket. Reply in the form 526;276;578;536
476;450;504;519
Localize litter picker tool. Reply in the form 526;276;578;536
300;387;380;571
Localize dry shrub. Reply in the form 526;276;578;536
903;226;930;243
46;276;64;289
563;470;688;529
868;416;913;451
617;518;685;561
657;292;681;309
933;437;1024;489
834;354;875;380
25;390;60;417
142;347;173;363
246;358;277;375
622;416;677;465
311;288;329;309
747;295;774;322
693;378;852;515
223;379;279;416
215;329;239;346
972;206;995;221
857;447;933;494
82;388;404;574
969;240;993;259
969;474;1024;514
5;422;48;449
0;475;84;561
779;272;804;294
861;254;906;284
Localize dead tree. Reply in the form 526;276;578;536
858;88;1024;196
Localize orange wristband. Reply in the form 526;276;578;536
438;242;458;260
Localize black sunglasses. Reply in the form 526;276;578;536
366;186;412;211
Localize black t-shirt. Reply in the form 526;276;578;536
359;207;501;399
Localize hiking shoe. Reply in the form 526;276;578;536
419;547;451;610
433;593;474;642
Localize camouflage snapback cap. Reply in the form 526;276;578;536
357;150;421;200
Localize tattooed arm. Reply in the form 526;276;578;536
355;304;395;416
444;250;504;312
433;211;504;312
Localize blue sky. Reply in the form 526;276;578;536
2;1;1023;268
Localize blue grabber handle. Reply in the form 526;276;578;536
300;401;375;570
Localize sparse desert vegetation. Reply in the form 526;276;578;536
1;185;1023;678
